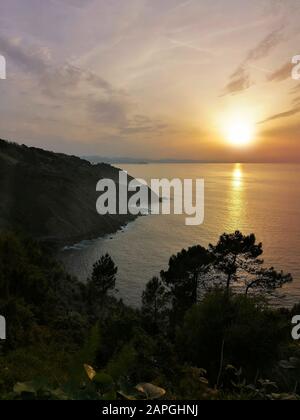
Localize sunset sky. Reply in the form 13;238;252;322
0;0;300;161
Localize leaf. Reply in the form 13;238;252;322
13;382;36;396
271;393;282;400
281;394;299;401
278;360;295;370
118;380;142;400
225;364;237;372
84;364;96;381
93;372;114;393
51;388;69;400
101;391;117;401
135;383;166;400
258;379;278;392
197;368;207;376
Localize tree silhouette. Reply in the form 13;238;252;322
88;254;118;301
245;267;292;296
142;277;168;333
161;245;213;319
210;231;292;295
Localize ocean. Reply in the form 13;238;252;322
59;163;300;308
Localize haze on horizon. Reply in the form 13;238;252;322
0;0;300;162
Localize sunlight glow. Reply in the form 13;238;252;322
225;119;254;147
217;109;257;149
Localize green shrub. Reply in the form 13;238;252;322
177;290;289;384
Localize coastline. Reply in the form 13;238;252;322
40;214;138;250
59;216;139;251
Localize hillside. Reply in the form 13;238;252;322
0;139;136;245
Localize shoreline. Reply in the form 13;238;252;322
60;216;139;252
39;214;138;250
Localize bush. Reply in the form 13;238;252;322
177;290;289;384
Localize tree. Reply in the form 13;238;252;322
210;231;263;292
161;245;213;320
142;277;168;332
177;290;289;383
210;231;292;295
245;267;292;296
88;254;118;301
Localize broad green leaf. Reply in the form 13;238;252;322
93;372;114;393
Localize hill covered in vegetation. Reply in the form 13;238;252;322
0;231;299;400
0;139;136;245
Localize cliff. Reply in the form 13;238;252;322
0;139;136;245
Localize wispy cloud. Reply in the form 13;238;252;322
268;61;293;82
120;115;168;136
165;37;215;56
222;66;252;96
246;28;284;61
0;33;170;141
222;27;284;95
170;0;195;13
292;95;300;106
259;106;300;124
0;0;299;160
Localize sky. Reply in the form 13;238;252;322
0;0;300;162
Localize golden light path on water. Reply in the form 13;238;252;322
230;163;244;224
232;163;243;189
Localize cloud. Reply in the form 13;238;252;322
258;106;300;124
246;28;284;61
0;37;124;119
222;27;284;95
222;66;252;96
293;95;300;106
0;35;114;97
165;37;215;56
0;32;175;144
88;97;129;126
268;61;293;82
0;36;50;74
39;64;116;99
120;115;169;135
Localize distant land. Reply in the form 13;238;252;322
83;156;210;165
0;139;139;246
83;156;297;165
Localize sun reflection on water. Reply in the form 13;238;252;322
232;163;243;189
229;164;245;229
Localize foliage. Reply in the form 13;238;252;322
82;363;166;401
142;277;169;333
209;231;292;294
219;365;300;400
161;246;213;320
87;254;118;305
0;232;88;350
0;230;299;401
177;290;290;382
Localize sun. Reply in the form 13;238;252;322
217;108;258;148
225;119;255;147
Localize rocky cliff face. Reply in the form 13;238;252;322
0;139;136;245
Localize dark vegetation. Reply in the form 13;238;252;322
0;139;136;245
0;230;299;400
